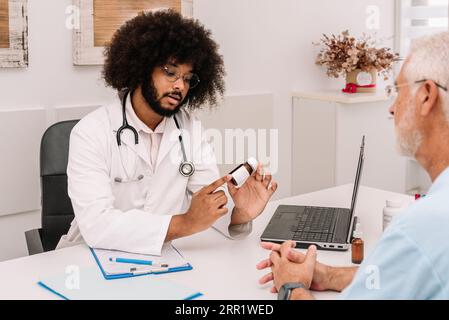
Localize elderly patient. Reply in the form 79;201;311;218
258;31;449;300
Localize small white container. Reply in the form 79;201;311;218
229;157;258;187
383;200;403;231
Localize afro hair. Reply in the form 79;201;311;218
102;9;226;109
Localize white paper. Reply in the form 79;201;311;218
93;243;189;275
39;267;201;300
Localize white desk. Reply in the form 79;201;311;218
0;184;413;300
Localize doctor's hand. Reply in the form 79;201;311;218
228;163;278;225
184;175;232;234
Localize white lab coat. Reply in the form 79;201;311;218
57;95;251;255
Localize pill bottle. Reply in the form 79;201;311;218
229;157;258;187
351;223;364;265
383;200;403;231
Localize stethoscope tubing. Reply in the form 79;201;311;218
115;89;195;181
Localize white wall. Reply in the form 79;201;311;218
194;0;395;198
0;0;396;261
0;0;115;262
0;0;114;108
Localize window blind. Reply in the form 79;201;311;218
398;0;449;55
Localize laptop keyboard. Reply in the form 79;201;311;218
292;207;337;242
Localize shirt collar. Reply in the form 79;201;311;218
427;166;449;195
125;92;167;134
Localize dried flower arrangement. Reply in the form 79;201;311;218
315;30;399;81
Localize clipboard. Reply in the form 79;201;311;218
90;244;193;280
38;267;202;300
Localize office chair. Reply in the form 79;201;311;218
25;120;79;255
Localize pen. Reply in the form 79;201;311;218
109;257;169;267
130;267;169;275
106;266;169;276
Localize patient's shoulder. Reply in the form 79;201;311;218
394;190;449;251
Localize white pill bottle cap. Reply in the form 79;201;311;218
247;157;258;172
353;223;363;238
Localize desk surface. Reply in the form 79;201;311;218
0;184;413;300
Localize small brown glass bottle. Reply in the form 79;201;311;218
351;223;364;264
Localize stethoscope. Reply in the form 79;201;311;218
115;89;195;182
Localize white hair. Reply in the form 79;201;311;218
404;32;449;121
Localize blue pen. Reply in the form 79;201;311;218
109;257;169;267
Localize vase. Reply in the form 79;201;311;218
343;69;377;93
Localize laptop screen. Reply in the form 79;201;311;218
350;136;365;214
344;136;365;243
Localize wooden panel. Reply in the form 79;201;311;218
93;0;181;47
0;0;27;68
0;0;9;48
74;0;192;65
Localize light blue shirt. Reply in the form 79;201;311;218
340;167;449;299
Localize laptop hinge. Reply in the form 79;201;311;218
346;215;358;243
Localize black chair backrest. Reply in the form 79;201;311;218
40;120;79;250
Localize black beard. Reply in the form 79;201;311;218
141;77;188;117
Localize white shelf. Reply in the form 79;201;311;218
292;90;391;104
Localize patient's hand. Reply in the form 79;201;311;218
257;241;332;293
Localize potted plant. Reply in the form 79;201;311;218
315;30;399;94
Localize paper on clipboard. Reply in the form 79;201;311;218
93;243;189;276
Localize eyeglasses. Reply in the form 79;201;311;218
385;79;448;97
161;66;200;89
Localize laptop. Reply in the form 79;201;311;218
261;136;365;251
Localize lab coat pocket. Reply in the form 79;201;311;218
112;176;146;210
111;154;147;210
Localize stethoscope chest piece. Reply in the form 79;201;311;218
179;161;195;177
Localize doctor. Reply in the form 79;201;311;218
57;9;278;255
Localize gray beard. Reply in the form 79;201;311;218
395;102;422;157
395;127;422;157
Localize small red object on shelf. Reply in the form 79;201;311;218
342;83;376;94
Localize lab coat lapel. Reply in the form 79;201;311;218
120;130;152;166
108;99;131;148
156;116;180;170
